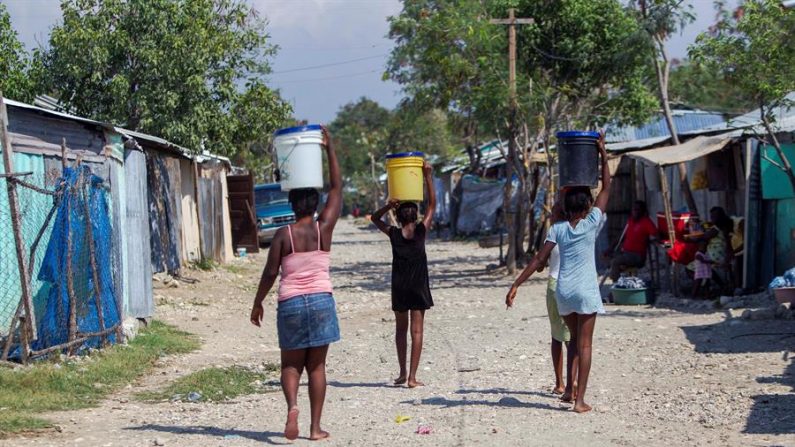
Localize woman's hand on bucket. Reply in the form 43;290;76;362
250;302;264;327
321;125;332;151
422;161;432;177
598;129;607;157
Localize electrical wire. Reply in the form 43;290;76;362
273;69;381;84
271;54;388;74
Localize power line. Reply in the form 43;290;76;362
271;54;387;74
273;69;381;84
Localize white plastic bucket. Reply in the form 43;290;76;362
273;125;324;191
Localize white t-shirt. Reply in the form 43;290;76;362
547;211;606;280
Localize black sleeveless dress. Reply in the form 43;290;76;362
389;223;434;312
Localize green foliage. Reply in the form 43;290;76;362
136;364;279;403
37;0;292;159
689;0;795;111
0;4;35;102
328;97;392;177
386;106;457;160
669;61;756;113
192;257;218;271
386;0;508;139
511;0;657;127
387;0;657;145
0;321;198;436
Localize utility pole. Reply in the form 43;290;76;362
490;9;533;274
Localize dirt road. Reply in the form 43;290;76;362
6;219;794;446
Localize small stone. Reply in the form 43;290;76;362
187;391;202;402
153;438;165;446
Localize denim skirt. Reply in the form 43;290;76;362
277;293;340;350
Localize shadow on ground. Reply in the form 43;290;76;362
680;316;795;436
400;395;567;411
126;424;289;445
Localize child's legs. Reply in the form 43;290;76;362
408;309;425;382
551;339;564;391
562;313;579;398
394;311;409;377
306;345;330;435
281;348;307;410
574;313;597;412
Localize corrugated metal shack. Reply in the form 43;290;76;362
606;95;795;291
0;99;154;337
119;130;234;274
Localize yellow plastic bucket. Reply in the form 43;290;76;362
386;152;425;202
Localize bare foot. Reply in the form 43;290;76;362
407;379;425;388
310;430;330;441
561;385;578;403
284;408;299;441
552;386;565;395
394;375;407;385
573;402;592;413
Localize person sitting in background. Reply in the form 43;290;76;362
686;206;733;291
609;200;657;282
692;240;713;298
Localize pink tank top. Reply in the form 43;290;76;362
278;222;333;301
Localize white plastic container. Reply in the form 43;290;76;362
273;124;324;191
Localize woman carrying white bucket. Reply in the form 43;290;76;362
250;126;342;441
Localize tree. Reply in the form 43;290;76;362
511;0;657;268
0;4;35;102
327;97;392;176
388;0;656;273
38;0;291;158
386;106;457;162
668;60;756;113
386;0;509;171
690;0;795;191
631;0;699;214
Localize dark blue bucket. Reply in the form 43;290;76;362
556;131;599;188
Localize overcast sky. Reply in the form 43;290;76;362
5;0;730;123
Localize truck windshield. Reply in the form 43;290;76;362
255;188;289;206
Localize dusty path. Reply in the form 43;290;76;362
5;219;794;446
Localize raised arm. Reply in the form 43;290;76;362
370;200;399;235
250;229;285;326
505;240;556;308
594;132;611;213
421;161;436;229
319;126;342;232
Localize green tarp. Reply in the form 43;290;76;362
761;144;795;199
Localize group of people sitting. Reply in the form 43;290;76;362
607;199;742;298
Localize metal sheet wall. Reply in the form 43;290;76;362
179;159;201;263
124;149;154;318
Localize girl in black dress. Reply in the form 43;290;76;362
371;162;435;388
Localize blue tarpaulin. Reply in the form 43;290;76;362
32;166;120;351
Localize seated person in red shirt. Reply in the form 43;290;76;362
609;200;657;281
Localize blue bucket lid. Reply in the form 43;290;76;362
556;131;600;139
385;151;425;159
274;124;322;136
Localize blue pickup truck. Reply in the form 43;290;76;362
255;183;295;244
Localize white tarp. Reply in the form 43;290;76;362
624;131;740;167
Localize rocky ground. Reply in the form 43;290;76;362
4;218;794;447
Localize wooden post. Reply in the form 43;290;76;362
658;165;678;295
81;181;107;346
490;9;533;274
0;93;37;360
65;171;77;354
